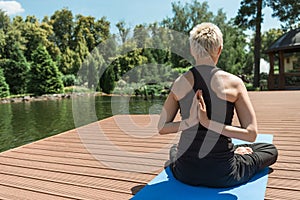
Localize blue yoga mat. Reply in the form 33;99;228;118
132;134;273;200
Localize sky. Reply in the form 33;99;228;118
0;0;282;34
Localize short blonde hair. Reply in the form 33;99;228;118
189;23;223;59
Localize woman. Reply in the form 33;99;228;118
157;23;278;187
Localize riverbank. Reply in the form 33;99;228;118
0;93;105;104
0;94;71;104
0;92;156;104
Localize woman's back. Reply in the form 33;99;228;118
172;65;236;186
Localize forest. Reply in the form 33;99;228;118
0;0;299;98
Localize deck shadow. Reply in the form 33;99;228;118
131;185;146;195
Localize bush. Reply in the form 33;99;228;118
62;74;76;87
172;67;191;75
65;86;92;93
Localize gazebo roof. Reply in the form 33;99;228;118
266;28;300;53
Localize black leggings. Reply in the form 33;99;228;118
169;143;278;187
233;143;278;171
229;143;278;186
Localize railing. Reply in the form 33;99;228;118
285;73;300;88
269;73;300;89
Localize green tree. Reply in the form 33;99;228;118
74;15;95;52
60;47;82;75
72;26;89;64
235;0;264;88
115;48;148;78
100;66;115;94
116;20;130;44
40;18;61;62
133;23;171;65
2;24;26;59
246;28;284;72
28;45;64;95
74;15;110;51
133;24;150;48
218;22;248;74
98;34;118;61
16;16;51;62
50;8;74;53
0;17;31;94
93;17;110;46
269;1;300;30
0;68;9;97
0;10;10;32
79;48;106;89
261;28;284;60
60;25;88;75
161;0;249;73
235;0;299;87
0;29;6;57
0;44;30;94
162;1;214;68
162;1;213;33
149;23;172;64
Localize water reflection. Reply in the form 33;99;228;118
0;103;13;150
0;96;164;152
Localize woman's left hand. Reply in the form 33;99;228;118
197;90;210;127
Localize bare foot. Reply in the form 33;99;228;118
234;147;253;155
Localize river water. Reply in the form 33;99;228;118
0;96;165;152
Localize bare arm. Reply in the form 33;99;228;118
198;79;258;142
157;92;181;134
158;72;199;134
158;90;201;134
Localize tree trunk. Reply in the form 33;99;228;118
253;0;263;88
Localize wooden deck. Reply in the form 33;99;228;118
0;91;299;199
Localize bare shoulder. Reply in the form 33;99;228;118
171;70;194;101
215;70;243;86
212;70;245;102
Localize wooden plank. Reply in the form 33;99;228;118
0;155;157;181
0;164;140;195
265;187;299;200
0;173;132;200
0;184;73;200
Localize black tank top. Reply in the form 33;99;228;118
173;65;235;186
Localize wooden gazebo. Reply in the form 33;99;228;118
266;28;300;90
